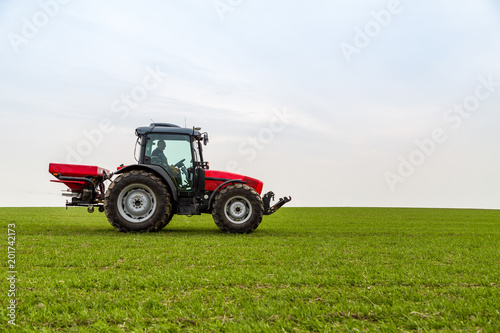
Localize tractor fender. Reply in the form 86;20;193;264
207;179;246;211
113;164;178;201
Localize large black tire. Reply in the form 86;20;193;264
212;184;264;234
104;170;173;232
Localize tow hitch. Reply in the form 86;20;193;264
263;191;292;215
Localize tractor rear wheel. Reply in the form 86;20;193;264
212;184;264;234
104;170;173;232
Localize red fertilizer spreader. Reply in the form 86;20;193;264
49;163;110;212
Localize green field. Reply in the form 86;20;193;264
1;207;500;332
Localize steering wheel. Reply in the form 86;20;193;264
174;159;186;168
172;159;189;180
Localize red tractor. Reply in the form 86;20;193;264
49;123;291;233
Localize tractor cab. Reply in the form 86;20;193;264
136;123;208;192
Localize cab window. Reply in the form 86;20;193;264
144;134;193;190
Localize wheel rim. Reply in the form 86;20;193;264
117;184;156;223
224;196;252;224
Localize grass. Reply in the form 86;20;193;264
1;207;500;332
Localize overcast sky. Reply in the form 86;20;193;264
1;0;500;208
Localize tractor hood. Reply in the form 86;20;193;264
204;170;264;195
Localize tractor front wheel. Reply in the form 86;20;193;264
212;184;264;234
104;170;172;232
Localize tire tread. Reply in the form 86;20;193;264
104;170;172;232
212;184;264;234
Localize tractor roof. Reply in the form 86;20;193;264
135;123;201;137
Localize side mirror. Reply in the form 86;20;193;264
203;133;209;146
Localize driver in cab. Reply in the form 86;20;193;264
152;140;169;167
151;140;180;178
